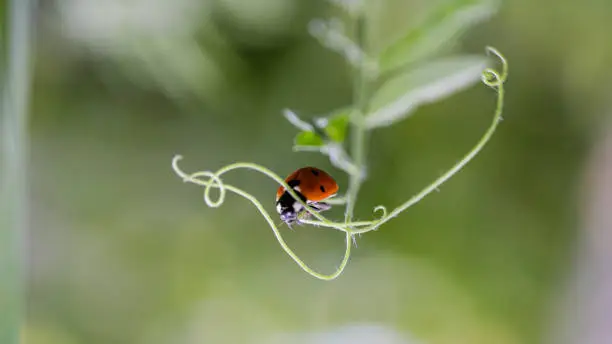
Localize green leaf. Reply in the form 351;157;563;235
366;55;487;129
322;108;351;143
378;0;498;73
294;131;325;147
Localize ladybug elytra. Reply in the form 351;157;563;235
275;167;339;226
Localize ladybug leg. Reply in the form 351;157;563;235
280;211;297;226
308;201;332;213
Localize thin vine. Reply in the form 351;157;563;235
172;157;357;280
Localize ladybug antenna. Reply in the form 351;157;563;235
276;219;294;230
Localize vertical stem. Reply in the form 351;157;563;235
0;0;35;342
344;15;369;223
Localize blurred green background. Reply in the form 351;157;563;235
3;0;612;343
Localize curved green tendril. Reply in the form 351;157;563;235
172;156;354;280
351;46;509;234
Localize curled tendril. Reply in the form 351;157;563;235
187;171;226;208
373;205;388;219
481;69;500;87
482;46;508;88
351;47;508;235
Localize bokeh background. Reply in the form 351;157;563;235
2;0;612;343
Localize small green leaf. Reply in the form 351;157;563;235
366;55;487;129
322;109;351;143
294;131;325;147
378;0;498;73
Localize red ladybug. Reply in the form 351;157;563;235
276;167;339;225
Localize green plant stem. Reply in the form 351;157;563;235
0;0;35;342
344;15;370;224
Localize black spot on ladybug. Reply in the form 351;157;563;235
311;169;319;176
288;179;301;188
320;185;326;193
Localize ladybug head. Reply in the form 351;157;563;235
276;197;303;226
279;210;298;225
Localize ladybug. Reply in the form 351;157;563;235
276;167;339;226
